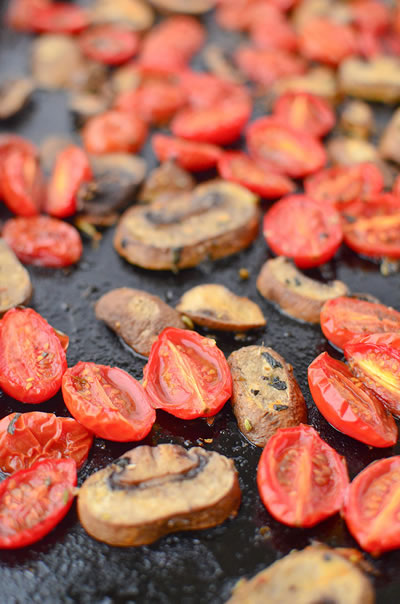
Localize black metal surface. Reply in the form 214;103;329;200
1;4;400;603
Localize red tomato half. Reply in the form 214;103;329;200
82;111;147;155
308;352;397;448
0;308;67;404
176;71;240;109
320;297;400;351
272;92;335;139
247;118;326;178
79;26;139;66
216;1;283;32
31;3;88;34
2;215;83;267
217;152;294;198
263;195;343;268
299;18;357;66
257;424;349;528
0;458;76;549
140;16;205;64
62;362;156;442
152;134;222;172
45;145;92;218
343;456;400;555
1;147;43;217
250;20;297;52
6;0;50;31
234;47;306;86
351;0;390;34
143;328;232;420
0;412;93;474
114;81;186;125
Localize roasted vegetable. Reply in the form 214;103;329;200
340;100;374;139
0;239;32;315
0;78;34;120
32;34;82;89
339;57;400;104
138;160;194;204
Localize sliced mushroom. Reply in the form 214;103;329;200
0;78;34;120
32;35;83;90
78;444;241;546
228;345;307;448
379;108;400;165
68;88;113;125
68;60;109;95
148;0;215;13
39;136;75;177
227;545;375;604
257;257;349;324
114;180;259;271
89;0;154;30
271;66;338;104
327;136;378;166
0;239;32;316
203;45;244;85
111;64;142;95
339;57;400;104
138;160;195;204
340;100;374;139
176;284;266;332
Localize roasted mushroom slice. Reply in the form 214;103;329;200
114;181;259;271
228;345;307;447
271;66;338;104
0;78;34;120
78;444;241;546
227;545;375;604
379;108;400;165
95;287;186;357
339;57;400;104
138;160;195;204
32;35;83;90
203;45;244;85
68;88;113;125
148;0;216;15
340;100;374;140
176;284;266;332
89;0;154;31
327;137;378;166
0;239;32;316
257;257;349;324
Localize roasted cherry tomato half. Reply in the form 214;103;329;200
1;147;43;217
308;352;397;448
344;333;400;418
217;152;294;199
343;456;400;555
320;297;400;351
79;25;139;66
0;412;93;474
115;81;187;125
272;92;335;139
62;362;156;442
247;118;326;179
82;111;147;155
45;145;92;218
143;327;232;420
257;424;349;528
351;0;390;34
234;47;306;87
298;18;357;67
6;0;50;31
263;195;343;268
2;215;83;267
393;174;400;196
216;0;283;31
250;19;297;52
0;458;76;549
152;134;222;172
0;308;67;404
176;71;240;109
31;3;88;34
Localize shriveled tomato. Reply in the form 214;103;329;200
247;118;326;178
308;352;397;448
62;362;156;442
257;424;349;528
350;0;390;34
152;134;222;172
304;163;384;208
82;111;147;154
234;47;306;86
343;456;400;555
217;152;294;198
272;92;335;139
31;3;89;34
1;147;43;217
79;26;139;66
0;308;67;404
6;0;50;31
263;195;343;268
114;81;186;124
344;333;400;418
298;18;357;67
320;297;400;351
2;215;82;267
0;458;76;549
143;327;232;420
0;412;93;474
45;145;92;218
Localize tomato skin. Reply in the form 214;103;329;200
6;0;50;31
62;362;156;442
257;424;349;528
31;3;89;34
343;456;400;555
0;458;76;549
0;412;93;474
250;20;297;52
2;215;83;267
308;352;397;448
1;147;43;217
82;111;147;155
45;146;92;218
152;134;222;172
115;81;187;125
351;0;390;34
299;18;357;67
320;297;400;351
235;47;306;86
0;308;67;404
79;26;140;66
272;92;335;139
143;327;232;420
263;195;343;269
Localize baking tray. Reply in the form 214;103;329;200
1;3;400;603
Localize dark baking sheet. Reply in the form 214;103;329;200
2;3;400;603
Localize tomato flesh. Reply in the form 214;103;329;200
257;424;349;528
143;327;232;420
152;134;222;172
62;362;156;442
79;26;139;65
6;0;50;31
115;81;187;125
299;18;357;66
235;47;306;86
272;92;335;138
82;111;147;155
308;352;397;448
0;458;76;549
31;3;88;34
1;147;43;217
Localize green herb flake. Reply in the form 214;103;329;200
44;477;52;487
62;489;70;506
244;418;253;432
7;413;21;435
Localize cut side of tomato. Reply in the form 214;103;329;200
257;424;349;528
234;47;306;86
0;458;76;549
82;111;148;154
350;0;390;34
263;195;343;268
343;456;400;555
250;19;297;52
308;352;397;448
272;92;335;139
1;147;43;217
152;134;222;172
139;16;205;66
0;412;93;474
79;25;140;65
299;18;357;67
31;3;89;34
6;0;50;31
143;327;232;420
115;81;187;125
62;362;156;442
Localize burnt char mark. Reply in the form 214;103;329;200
269;377;287;390
145;191;223;226
262;351;282;369
145;209;183;225
273;404;289;411
172;247;183;267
